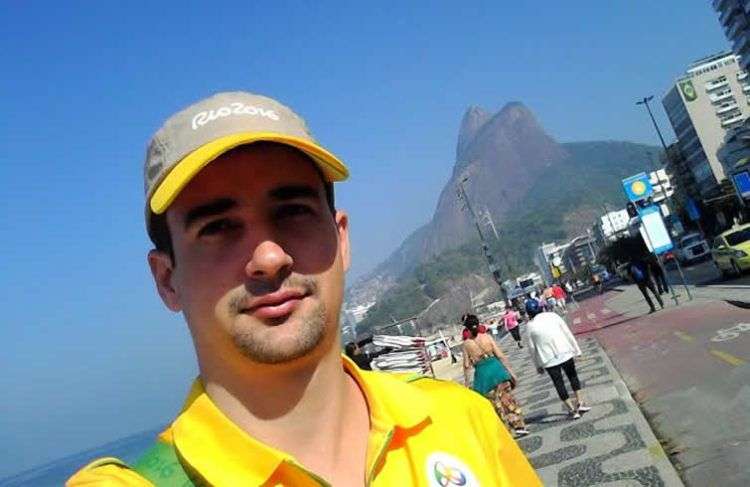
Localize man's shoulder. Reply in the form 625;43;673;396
66;457;152;486
367;370;492;414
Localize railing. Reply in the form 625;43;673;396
705;79;729;91
716;102;739;114
721;113;745;126
710;91;734;103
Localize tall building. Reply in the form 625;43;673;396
662;52;750;199
718;121;750;175
662;142;700;203
593;209;630;245
536;242;569;284
562;234;597;273
713;0;750;71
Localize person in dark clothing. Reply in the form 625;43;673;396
627;258;664;313
345;342;374;370
647;256;668;295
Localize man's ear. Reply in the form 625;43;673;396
335;210;351;272
148;250;182;312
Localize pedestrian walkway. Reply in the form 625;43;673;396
436;331;684;486
506;333;682;486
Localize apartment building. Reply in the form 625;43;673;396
713;0;750;71
536;242;569;284
662;52;750;199
593;209;630;245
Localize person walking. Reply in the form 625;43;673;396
542;286;557;311
502;306;523;348
462;314;529;438
564;280;574;293
68;91;541;485
525;299;591;419
552;283;567;312
628;257;664;313
647;255;668;295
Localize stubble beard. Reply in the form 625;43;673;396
229;279;331;364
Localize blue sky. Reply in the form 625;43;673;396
0;0;730;478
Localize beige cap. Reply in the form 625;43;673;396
144;91;349;216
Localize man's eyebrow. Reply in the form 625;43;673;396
183;198;237;230
268;184;321;201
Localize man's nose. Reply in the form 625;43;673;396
245;240;294;281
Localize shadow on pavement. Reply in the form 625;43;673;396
725;299;750;309
525;412;571;425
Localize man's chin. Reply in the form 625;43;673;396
230;307;328;364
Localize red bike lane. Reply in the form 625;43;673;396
565;289;750;486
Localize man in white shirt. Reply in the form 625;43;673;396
524;298;591;419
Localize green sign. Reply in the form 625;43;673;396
679;80;697;102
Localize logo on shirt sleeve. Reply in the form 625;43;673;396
426;453;479;487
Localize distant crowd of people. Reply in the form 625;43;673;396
460;287;590;438
344;280;593;442
341;259;679;456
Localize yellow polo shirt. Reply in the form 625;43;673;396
68;357;540;486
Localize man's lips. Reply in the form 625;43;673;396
241;289;308;320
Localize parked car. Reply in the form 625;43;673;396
661;250;676;264
711;223;750;277
675;232;710;265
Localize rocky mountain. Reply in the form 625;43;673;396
427;102;568;256
347;102;659;323
347;102;567;305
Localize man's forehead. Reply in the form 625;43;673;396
171;144;326;207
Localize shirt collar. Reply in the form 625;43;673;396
170;355;431;485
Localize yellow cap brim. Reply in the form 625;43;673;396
149;132;349;214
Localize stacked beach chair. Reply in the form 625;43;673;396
370;334;433;376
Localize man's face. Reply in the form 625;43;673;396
148;144;350;365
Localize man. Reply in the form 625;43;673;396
646;256;668;295
344;341;391;371
627;257;664;313
67;92;540;486
344;341;372;370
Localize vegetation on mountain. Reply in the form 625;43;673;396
356;141;660;334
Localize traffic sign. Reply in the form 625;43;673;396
622;172;654;202
732;171;750;199
638;204;673;254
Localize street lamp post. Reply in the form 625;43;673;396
636;96;670;154
636;96;693;301
456;176;509;304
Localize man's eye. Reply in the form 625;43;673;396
276;204;314;219
197;219;241;237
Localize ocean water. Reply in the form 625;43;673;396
0;427;163;487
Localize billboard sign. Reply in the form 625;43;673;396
638;204;674;254
732;171;750;199
679;80;697;102
623;172;654;202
